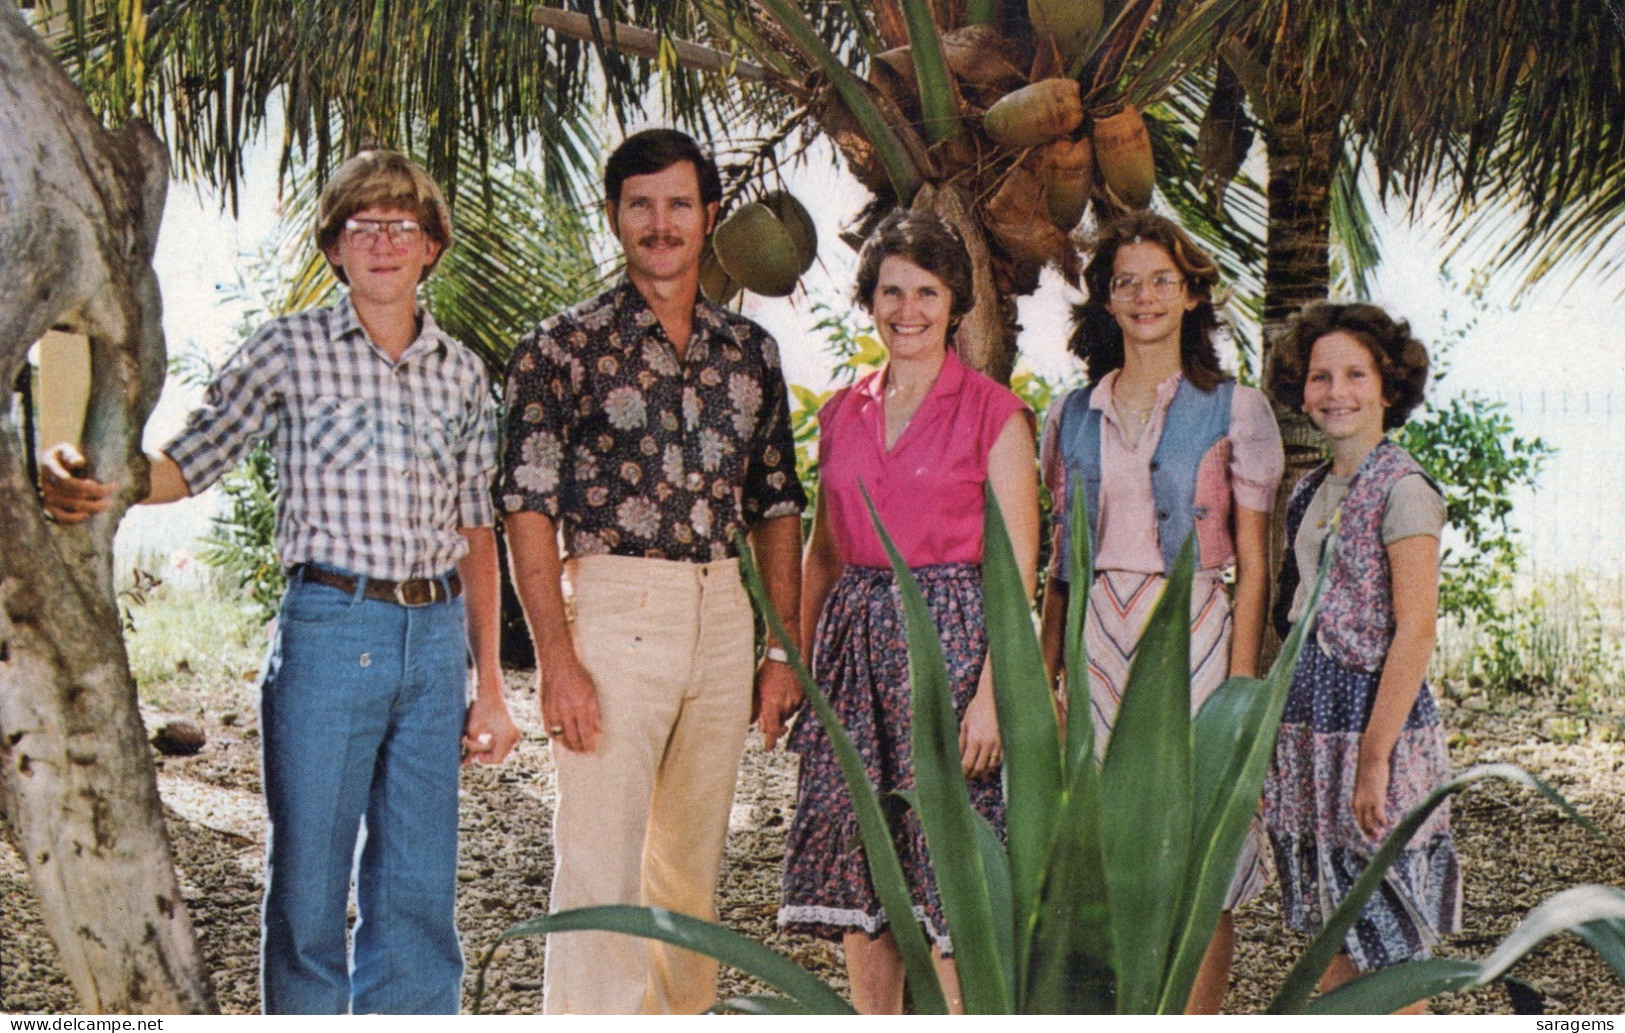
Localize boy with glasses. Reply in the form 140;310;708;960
40;150;520;1014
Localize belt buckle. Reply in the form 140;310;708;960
394;579;435;607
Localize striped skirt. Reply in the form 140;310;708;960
1084;568;1268;908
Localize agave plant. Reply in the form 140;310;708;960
477;486;1625;1013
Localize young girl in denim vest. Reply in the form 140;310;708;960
1263;302;1461;1009
1038;212;1284;1013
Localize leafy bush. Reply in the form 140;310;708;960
477;491;1625;1013
195;443;283;624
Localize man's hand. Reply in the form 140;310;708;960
462;690;522;766
752;659;803;751
959;687;1003;778
39;443;117;523
541;654;603;753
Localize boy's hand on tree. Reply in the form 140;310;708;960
39;442;117;523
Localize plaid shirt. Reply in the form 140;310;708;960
166;296;497;581
499;280;806;561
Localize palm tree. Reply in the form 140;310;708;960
7;0;1625;1011
1208;1;1625;615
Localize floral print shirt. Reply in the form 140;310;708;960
499;280;806;561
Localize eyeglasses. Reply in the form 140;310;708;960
343;218;425;248
1108;271;1187;300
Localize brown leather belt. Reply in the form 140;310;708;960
295;565;462;607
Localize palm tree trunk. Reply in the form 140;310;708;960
0;8;214;1013
1257;83;1342;663
914;182;1021;384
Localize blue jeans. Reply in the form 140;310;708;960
259;565;467;1014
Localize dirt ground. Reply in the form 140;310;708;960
3;667;1623;1015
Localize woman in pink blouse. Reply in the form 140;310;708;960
1038;212;1284;1013
778;211;1040;1013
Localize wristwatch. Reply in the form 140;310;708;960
765;646;790;665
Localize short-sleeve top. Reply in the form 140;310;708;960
1038;370;1283;575
1285;471;1445;622
819;348;1031;569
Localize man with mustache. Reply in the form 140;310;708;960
499;129;805;1014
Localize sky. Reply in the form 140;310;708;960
115;128;1625;575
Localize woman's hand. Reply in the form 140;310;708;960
959;686;1002;778
1352;748;1392;840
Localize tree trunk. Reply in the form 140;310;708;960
1256;66;1342;665
0;5;215;1013
913;182;1021;384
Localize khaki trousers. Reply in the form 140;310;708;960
542;554;755;1015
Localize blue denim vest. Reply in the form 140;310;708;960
1055;377;1235;578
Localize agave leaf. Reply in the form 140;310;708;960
1099;536;1197;1012
1304;886;1625;1014
712;994;820;1014
1021;473;1114;1013
1025;729;1115;1013
1301;958;1481;1014
487;905;852;1014
1269;763;1592;1014
1156;672;1271;1011
1472;886;1625;985
864;488;1013;1013
1062;475;1097;775
737;537;951;1014
975;808;1018;981
898;0;960;144
981;488;1062;991
1161;534;1332;1010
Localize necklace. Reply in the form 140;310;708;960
1113;387;1155;426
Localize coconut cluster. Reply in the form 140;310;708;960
821;2;1159;298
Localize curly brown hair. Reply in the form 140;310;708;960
853;210;975;331
1069;211;1228;390
314;150;453;285
1267;301;1430;430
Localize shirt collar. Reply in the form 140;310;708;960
858;347;970;405
612;277;730;360
330;292;451;361
1090;368;1184;416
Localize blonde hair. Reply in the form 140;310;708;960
314;150;453;283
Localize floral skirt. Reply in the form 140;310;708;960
1262;635;1462;971
778;562;1002;954
1085;569;1268;908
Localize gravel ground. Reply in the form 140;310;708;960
3;669;1622;1015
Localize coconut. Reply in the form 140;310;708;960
982;77;1083;151
761;190;818;274
984;162;1072;284
1039;136;1093;231
941;26;1026;89
713;201;802;297
1027;0;1104;69
1092;104;1155;208
699;240;741;305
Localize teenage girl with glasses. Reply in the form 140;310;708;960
1038;210;1284;1013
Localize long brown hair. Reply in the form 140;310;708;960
1069;211;1228;390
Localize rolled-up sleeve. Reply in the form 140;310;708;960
741;331;808;524
458;371;498;529
1228;386;1285;512
497;325;573;519
163;324;285;494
